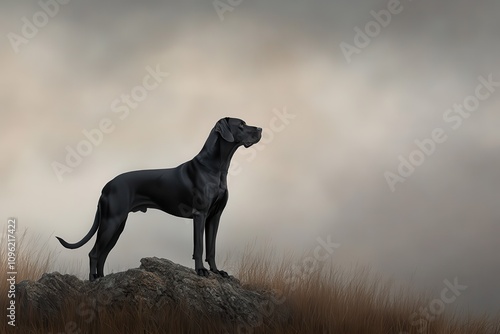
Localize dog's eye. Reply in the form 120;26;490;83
239;123;244;129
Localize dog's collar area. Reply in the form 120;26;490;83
195;157;228;174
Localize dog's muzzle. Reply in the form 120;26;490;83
244;127;262;148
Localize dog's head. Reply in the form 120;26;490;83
215;117;262;148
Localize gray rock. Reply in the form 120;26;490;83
16;257;289;327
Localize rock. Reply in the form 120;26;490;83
16;257;289;327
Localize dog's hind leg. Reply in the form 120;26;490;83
96;219;126;278
88;216;125;281
89;250;98;281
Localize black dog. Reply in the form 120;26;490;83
57;117;262;281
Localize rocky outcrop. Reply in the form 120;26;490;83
16;257;289;327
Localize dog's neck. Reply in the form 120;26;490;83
194;130;239;174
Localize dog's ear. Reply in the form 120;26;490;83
215;118;235;142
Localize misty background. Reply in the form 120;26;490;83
1;0;499;316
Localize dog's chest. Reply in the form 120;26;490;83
204;178;226;202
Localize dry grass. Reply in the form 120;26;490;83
1;232;499;333
0;229;56;294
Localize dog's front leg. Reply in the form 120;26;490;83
193;212;209;276
205;212;229;278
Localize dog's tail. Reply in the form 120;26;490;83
56;205;101;249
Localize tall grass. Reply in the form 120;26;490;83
1;232;499;333
0;229;56;294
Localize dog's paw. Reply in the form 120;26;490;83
219;270;229;278
212;269;229;278
196;268;210;277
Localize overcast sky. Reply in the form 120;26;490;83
1;0;499;317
